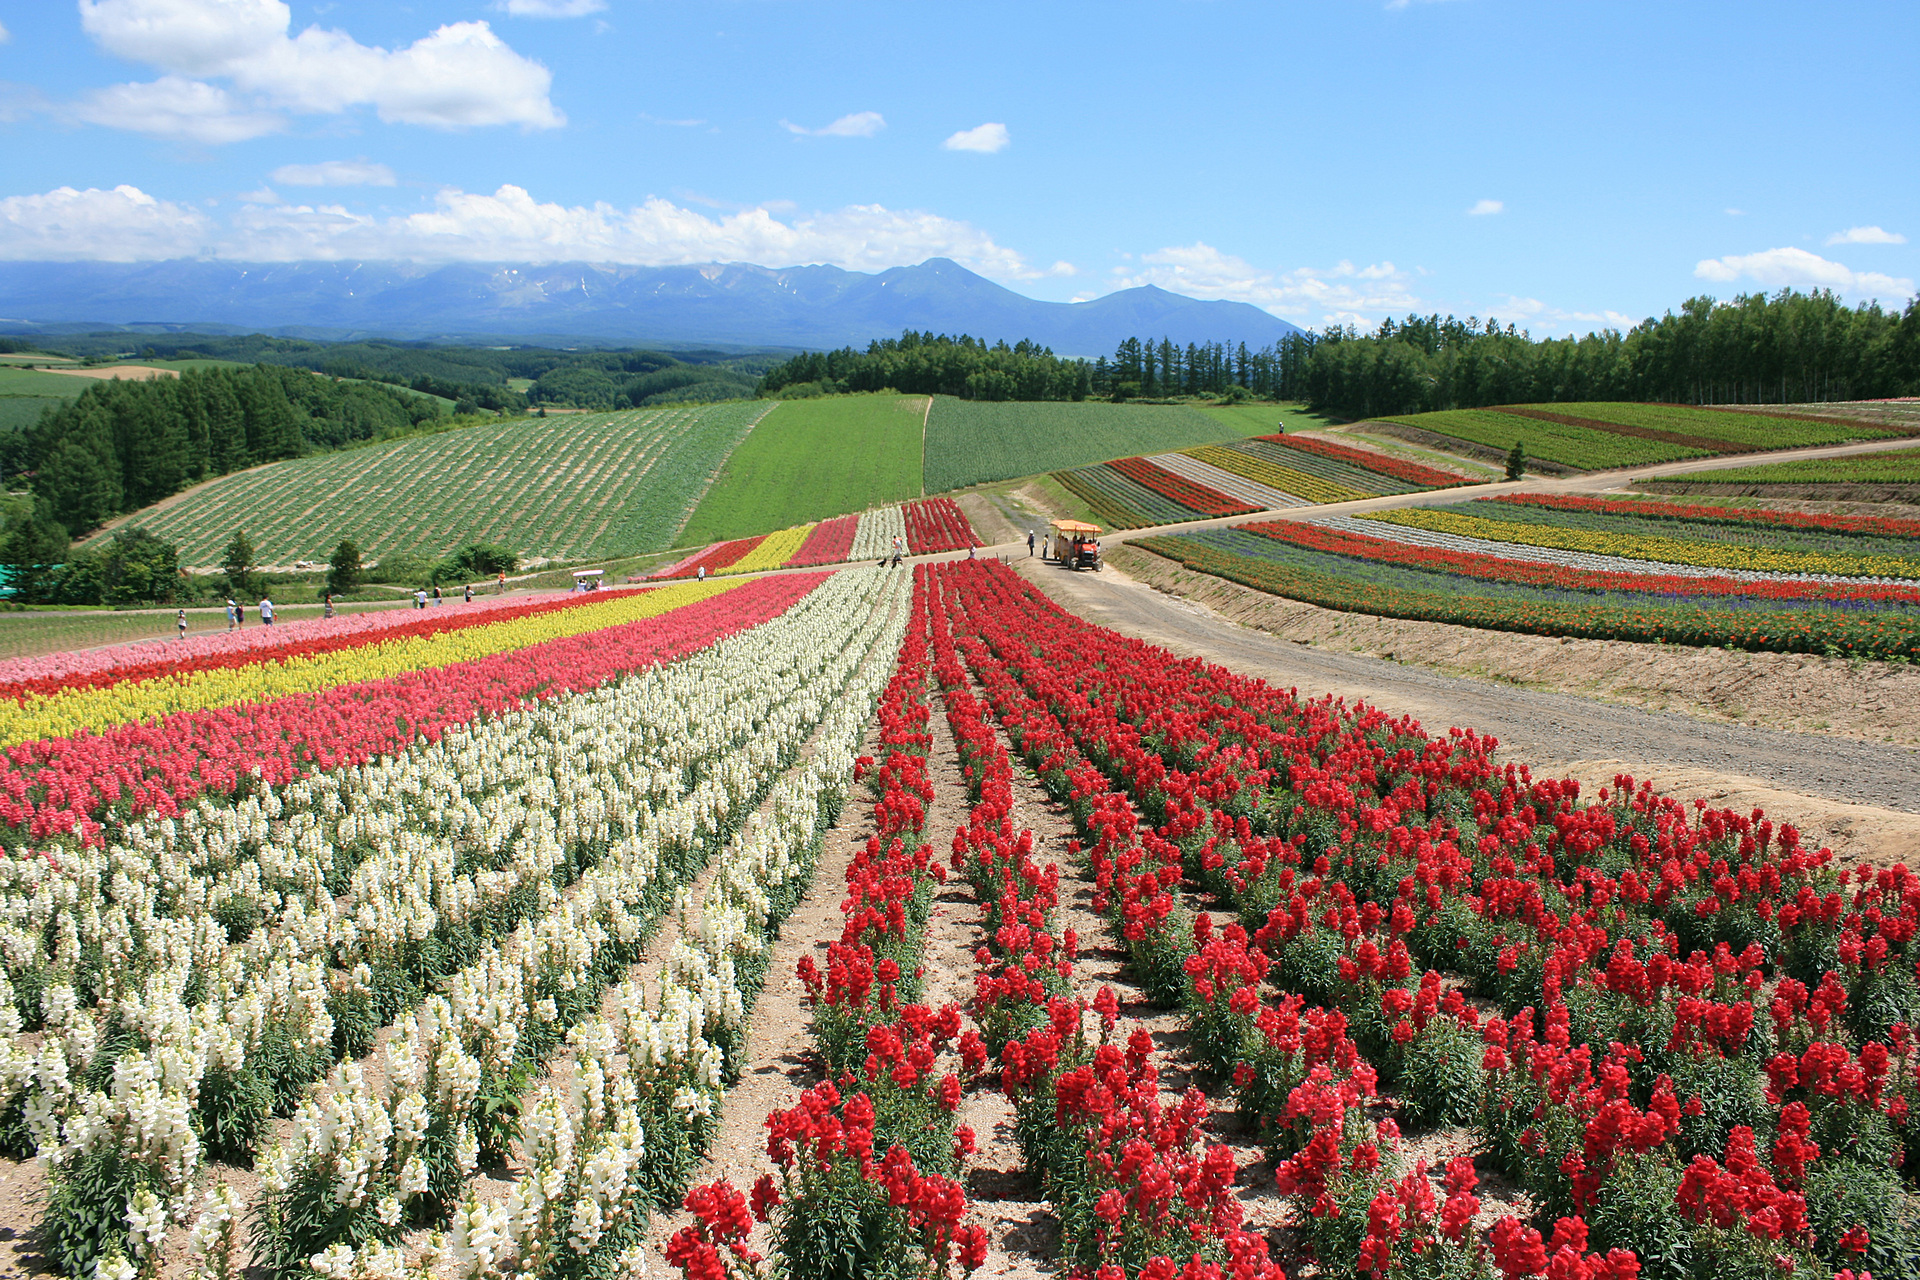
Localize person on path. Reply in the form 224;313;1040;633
697;565;706;581
967;544;976;560
225;597;237;631
176;609;187;639
259;597;274;627
1026;529;1035;557
323;594;335;619
414;588;427;609
464;583;473;604
497;570;506;594
432;585;442;606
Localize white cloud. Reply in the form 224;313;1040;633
1827;225;1906;246
1494;295;1637;334
494;0;607;15
1110;242;1419;326
1725;208;1745;216
0;181;1037;280
943;122;1009;154
271;159;396;187
74;76;283;144
0;184;212;260
640;113;706;128
0;20;10;43
237;186;278;204
1467;198;1504;217
73;0;561;140
1694;245;1914;299
781;111;885;138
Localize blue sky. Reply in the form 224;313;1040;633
0;0;1912;335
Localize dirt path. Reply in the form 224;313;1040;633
1009;555;1920;870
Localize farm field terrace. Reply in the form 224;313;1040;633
1642;448;1920;488
678;393;927;545
1052;433;1468;529
1376;401;1908;472
126;401;771;567
922;396;1236;493
1134;489;1920;658
1;557;1916;1280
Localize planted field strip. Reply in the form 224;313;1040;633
1148;450;1306;509
1647;448;1920;486
1378;407;1706;470
1208;438;1428;494
1186;443;1374;504
133;402;770;565
1544;400;1913;445
1052;463;1204;529
923;397;1231;493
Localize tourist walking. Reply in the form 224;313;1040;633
432;585;442;606
225;597;237;631
1026;529;1035;557
323;592;335;619
497;570;507;594
176;608;187;639
464;583;473;604
414;587;428;609
259;596;274;627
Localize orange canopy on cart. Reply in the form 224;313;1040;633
1049;520;1102;534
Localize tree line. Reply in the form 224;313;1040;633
754;289;1920;418
11;365;441;535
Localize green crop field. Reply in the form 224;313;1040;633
128;402;770;567
679;394;926;545
1651;449;1920;485
1194;401;1348;437
1379;407;1709;470
923;397;1232;493
0;398;55;432
0;367;93;398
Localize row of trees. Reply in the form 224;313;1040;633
754;289;1920;417
12;366;442;536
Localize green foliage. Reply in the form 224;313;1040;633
923;396;1235;492
761;329;1094;401
1664;449;1920;486
197;1066;273;1164
327;537;363;594
1505;438;1526;480
439;540;518;581
42;1147;165;1280
222;527;258;598
1805;1158;1919;1280
98;527;182;605
0;496;71;603
1397;1017;1485;1127
679;394;924;544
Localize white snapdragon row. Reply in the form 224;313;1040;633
7;573;902;1228
279;570;911;1280
851;505;908;560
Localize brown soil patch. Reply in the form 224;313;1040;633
38;365;179;382
1106;543;1920;748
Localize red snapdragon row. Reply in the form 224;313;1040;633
654;534;768;580
904;498;981;554
1243;517;1920;605
788;514;860;567
0;589;644;705
1256;434;1466;488
1;574;825;842
1487;491;1920;540
928;561;1913;1277
1109;458;1261;519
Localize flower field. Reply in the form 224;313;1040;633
1053;435;1465;530
1132;490;1920;658
1377;403;1909;473
653;502;977;579
132;403;773;567
6;546;1917;1280
670;559;1920;1280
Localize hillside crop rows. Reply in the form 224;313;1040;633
1;559;1917;1280
1649;450;1920;486
923;397;1231;493
132;403;771;566
1134;490;1920;659
679;395;927;546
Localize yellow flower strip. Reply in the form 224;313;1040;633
0;579;744;750
1187;447;1370;505
1359;509;1920;580
727;524;815;574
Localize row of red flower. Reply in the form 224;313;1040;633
0;575;823;843
1242;517;1920;606
1111;457;1262;519
1488;491;1920;540
906;498;983;553
931;561;1910;1279
1256;434;1468;488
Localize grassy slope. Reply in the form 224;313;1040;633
678;394;926;545
0;367;91;397
1195;401;1348;437
923;398;1232;493
1380;407;1704;469
1653;449;1920;484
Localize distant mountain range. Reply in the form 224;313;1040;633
0;258;1301;355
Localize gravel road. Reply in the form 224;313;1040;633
1011;557;1920;814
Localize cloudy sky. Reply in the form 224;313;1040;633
0;0;1912;333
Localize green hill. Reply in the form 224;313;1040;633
923;397;1244;492
129;402;770;567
